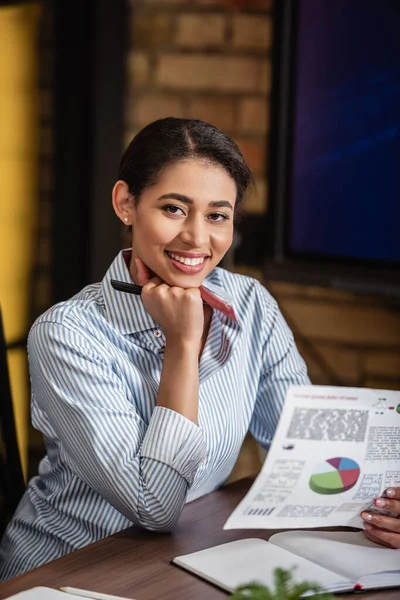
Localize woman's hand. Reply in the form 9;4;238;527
135;258;204;347
361;487;400;548
135;258;203;422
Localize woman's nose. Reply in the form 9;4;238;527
180;215;208;248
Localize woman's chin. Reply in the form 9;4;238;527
162;268;206;289
166;275;204;289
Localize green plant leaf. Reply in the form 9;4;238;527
274;567;293;599
232;567;336;600
231;581;274;600
288;580;335;600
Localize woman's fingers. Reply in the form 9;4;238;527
375;489;400;517
363;524;400;548
142;278;168;295
132;257;203;343
362;511;400;533
361;487;400;549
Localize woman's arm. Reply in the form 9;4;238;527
137;257;204;424
157;341;200;423
28;316;205;532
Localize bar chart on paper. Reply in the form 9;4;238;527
309;457;360;495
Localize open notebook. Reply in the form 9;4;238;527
173;530;400;595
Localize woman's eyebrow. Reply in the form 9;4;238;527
157;193;233;210
209;200;233;210
157;193;193;204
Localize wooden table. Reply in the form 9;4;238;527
0;478;397;599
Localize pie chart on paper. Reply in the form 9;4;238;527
309;457;360;495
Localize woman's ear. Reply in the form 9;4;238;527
112;180;134;225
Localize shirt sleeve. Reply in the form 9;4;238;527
249;298;311;450
28;318;206;532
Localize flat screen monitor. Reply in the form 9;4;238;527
260;0;400;297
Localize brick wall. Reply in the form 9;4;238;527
126;0;400;479
126;0;271;215
268;281;400;390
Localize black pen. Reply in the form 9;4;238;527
110;279;142;295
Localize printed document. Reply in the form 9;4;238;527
224;385;400;529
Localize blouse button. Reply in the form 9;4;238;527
154;330;162;338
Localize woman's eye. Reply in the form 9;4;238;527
208;212;229;222
163;205;185;216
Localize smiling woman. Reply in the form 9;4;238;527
112;119;251;296
0;118;312;581
113;159;237;287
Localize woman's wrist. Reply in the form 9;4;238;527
165;335;201;356
158;338;200;423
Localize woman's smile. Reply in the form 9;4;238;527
165;250;210;274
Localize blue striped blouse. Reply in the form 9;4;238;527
0;251;310;580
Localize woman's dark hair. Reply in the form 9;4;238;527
118;117;252;220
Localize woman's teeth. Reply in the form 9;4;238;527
167;252;206;266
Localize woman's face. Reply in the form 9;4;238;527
127;159;236;288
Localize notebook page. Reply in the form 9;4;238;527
359;571;400;589
173;538;350;593
5;588;86;600
270;530;400;581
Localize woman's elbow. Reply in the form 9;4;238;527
137;503;184;533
